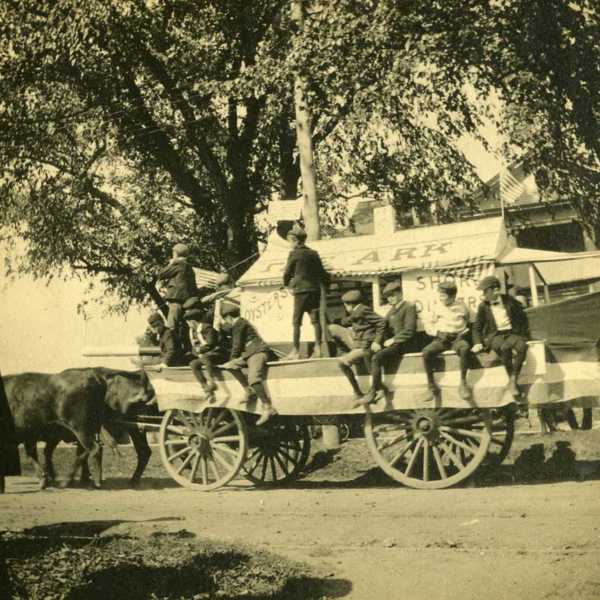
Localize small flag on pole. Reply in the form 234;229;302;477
500;166;524;205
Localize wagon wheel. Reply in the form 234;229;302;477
243;422;311;486
159;408;247;491
478;409;515;472
364;408;492;490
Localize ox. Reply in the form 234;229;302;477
2;367;155;490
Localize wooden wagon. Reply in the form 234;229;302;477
86;216;600;491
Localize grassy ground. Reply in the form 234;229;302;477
1;531;333;600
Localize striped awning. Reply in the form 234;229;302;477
237;216;507;287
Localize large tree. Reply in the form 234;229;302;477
5;1;596;310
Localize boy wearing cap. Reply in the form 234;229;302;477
472;275;530;397
422;281;472;401
184;302;230;401
328;289;386;399
157;243;198;332
283;224;330;360
220;303;278;426
359;281;417;405
147;312;185;367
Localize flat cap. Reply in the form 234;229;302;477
147;312;164;325
182;296;202;310
183;308;204;321
477;275;501;291
173;243;190;257
220;302;241;318
287;224;307;240
438;280;457;294
382;281;402;297
341;289;362;303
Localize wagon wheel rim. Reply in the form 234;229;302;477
365;408;492;490
243;423;311;486
159;408;247;491
477;409;515;472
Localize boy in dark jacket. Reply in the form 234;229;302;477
283;224;329;360
220;303;278;426
184;302;230;401
359;281;417;405
147;312;185;367
157;243;197;332
472;275;530;397
328;289;386;399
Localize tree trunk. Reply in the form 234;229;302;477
291;0;320;242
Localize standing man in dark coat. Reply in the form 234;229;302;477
359;281;417;405
472;275;530;397
220;303;278;426
283;224;330;360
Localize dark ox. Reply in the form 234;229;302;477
2;367;155;490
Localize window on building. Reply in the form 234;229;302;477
517;222;585;252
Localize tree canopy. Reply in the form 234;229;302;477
0;0;598;310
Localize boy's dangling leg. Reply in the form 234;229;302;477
422;340;443;402
337;351;365;399
248;353;277;426
455;339;472;400
252;382;278;426
227;364;257;403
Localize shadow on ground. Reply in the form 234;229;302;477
1;525;352;600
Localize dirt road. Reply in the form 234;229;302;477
2;434;600;600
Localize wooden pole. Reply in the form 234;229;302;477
292;0;337;447
528;264;539;307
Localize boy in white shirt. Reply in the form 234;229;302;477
422;281;472;401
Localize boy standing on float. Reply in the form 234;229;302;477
282;224;330;360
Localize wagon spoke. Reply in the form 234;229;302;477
211;443;238;459
189;452;200;483
201;457;209;485
441;425;486;440
404;438;424;477
269;457;278;481
176;450;195;474
212;446;234;470
164;439;188;446
177;411;197;430
259;456;269;482
432;445;447;479
440;414;482;427
377;431;409;451
203;407;214;428
212;434;242;443
167;445;193;462
440;431;477;455
208;456;221;481
166;425;186;436
422;439;430;482
389;439;415;467
274;452;290;476
212;420;236;437
439;442;464;470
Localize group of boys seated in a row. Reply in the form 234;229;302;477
145;226;531;425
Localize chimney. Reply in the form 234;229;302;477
373;204;396;236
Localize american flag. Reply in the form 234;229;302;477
499;167;524;205
193;268;224;288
